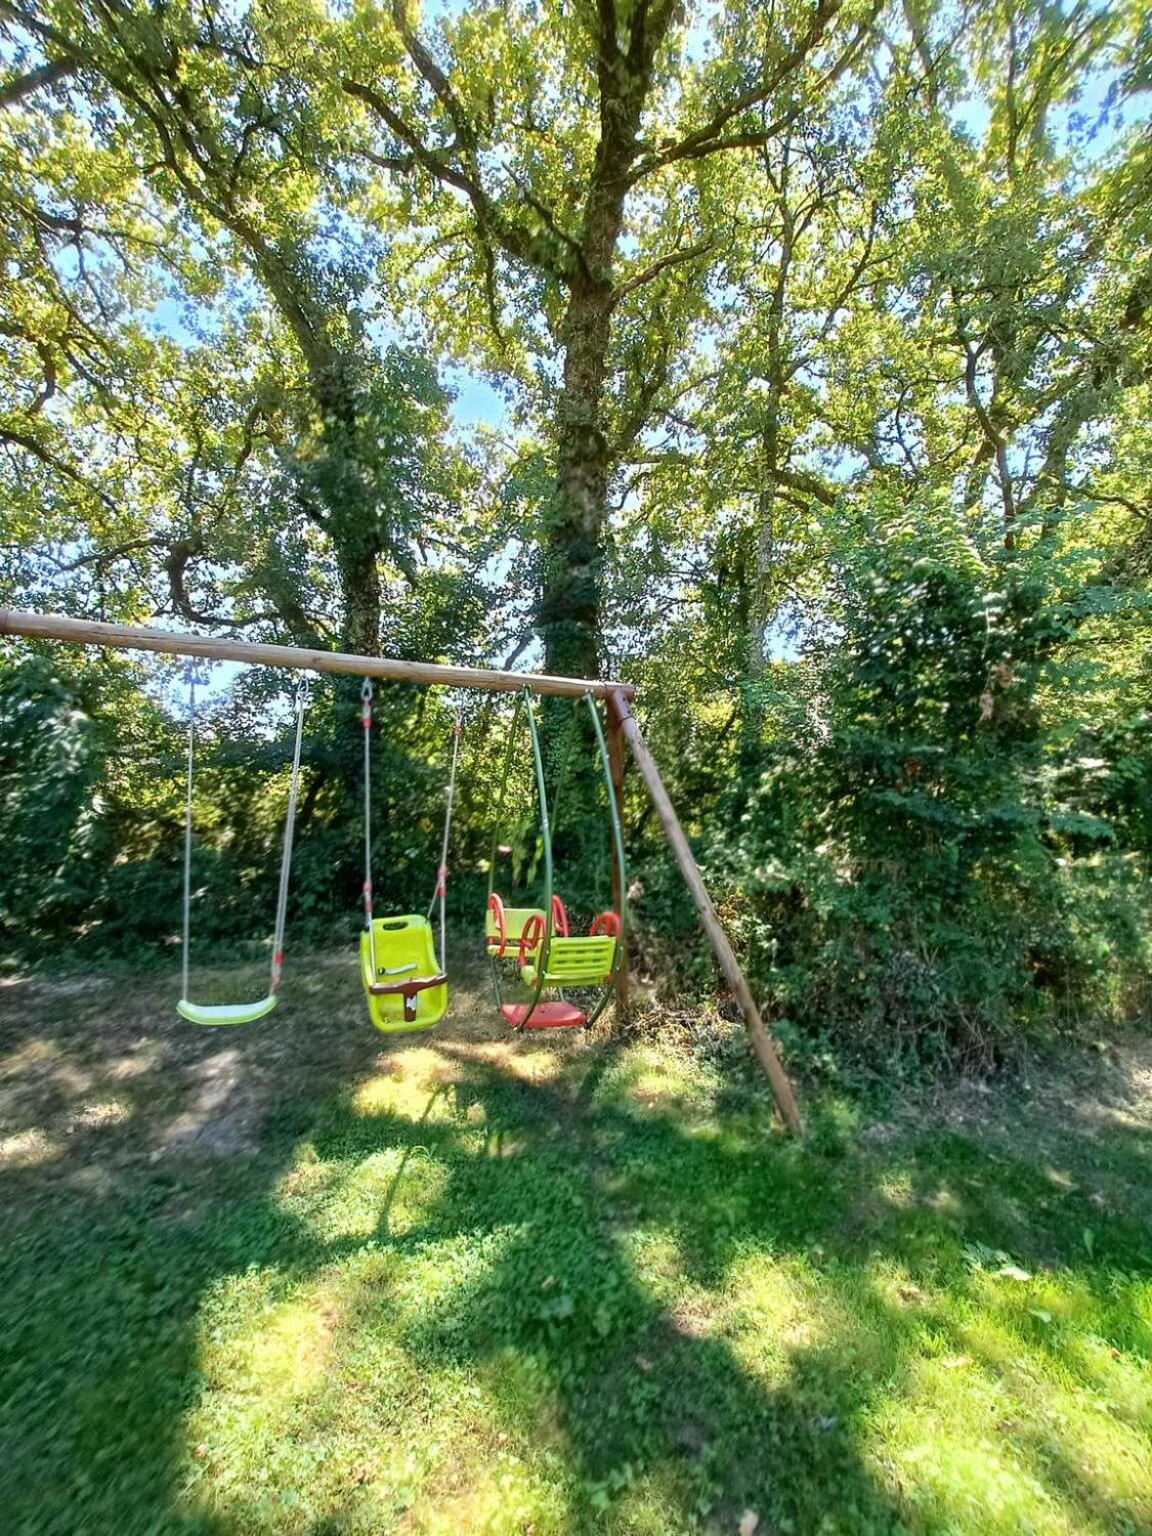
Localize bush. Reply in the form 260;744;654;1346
681;499;1151;1074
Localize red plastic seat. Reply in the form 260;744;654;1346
500;1001;586;1029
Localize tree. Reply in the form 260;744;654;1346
0;0;468;654
333;0;878;676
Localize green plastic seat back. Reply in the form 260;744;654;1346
522;935;616;989
487;906;545;949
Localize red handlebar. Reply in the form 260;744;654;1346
518;913;545;969
487;893;507;957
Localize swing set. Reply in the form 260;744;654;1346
485;690;625;1030
0;606;803;1134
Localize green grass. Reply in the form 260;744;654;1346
1;953;1150;1535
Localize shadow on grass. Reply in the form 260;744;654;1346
1;966;1150;1534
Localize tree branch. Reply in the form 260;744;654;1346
389;0;477;150
0;56;77;109
343;79;566;278
0;423;121;513
777;467;837;506
626;2;874;186
610;237;715;306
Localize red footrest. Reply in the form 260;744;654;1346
501;1001;586;1029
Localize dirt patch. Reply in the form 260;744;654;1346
877;1035;1152;1225
161;1048;262;1159
0;947;610;1193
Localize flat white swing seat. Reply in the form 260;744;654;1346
177;995;278;1027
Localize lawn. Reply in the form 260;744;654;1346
1;949;1149;1535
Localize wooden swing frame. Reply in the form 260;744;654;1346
0;606;803;1135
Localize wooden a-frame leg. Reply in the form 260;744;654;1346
606;708;631;1016
607;690;803;1136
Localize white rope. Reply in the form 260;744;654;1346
361;679;377;978
180;663;199;1002
270;677;310;993
180;668;308;1004
427;703;463;972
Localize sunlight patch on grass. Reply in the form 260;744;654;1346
606;1466;701;1536
884;1426;1086;1535
0;1126;61;1167
334;1150;448;1240
1062;1332;1152;1428
398;1226;527;1342
403;1444;570;1535
183;1234;560;1534
492;1045;570;1084
275;1144;452;1241
595;1042;722;1111
866;1275;1152;1534
186;1266;423;1525
196;1267;294;1352
876;1169;916;1207
0;1037;61;1078
107;1043;163;1081
620;1227;688;1298
244;1297;335;1399
724;1252;824;1372
68;1097;132;1130
353;1053;451;1122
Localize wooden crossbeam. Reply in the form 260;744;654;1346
0;608;635;701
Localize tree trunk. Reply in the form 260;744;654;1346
748;157;793;680
336;543;382;658
308;356;384;657
537;9;668;682
750;406;782;676
541;282;615;680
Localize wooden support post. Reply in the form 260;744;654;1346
0;608;636;702
606;708;631;1015
608;691;803;1135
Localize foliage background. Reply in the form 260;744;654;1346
1;0;1149;1076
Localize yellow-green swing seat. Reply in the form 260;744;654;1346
177;671;311;1028
357;681;461;1034
360;914;448;1032
484;690;627;1031
177;996;279;1027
